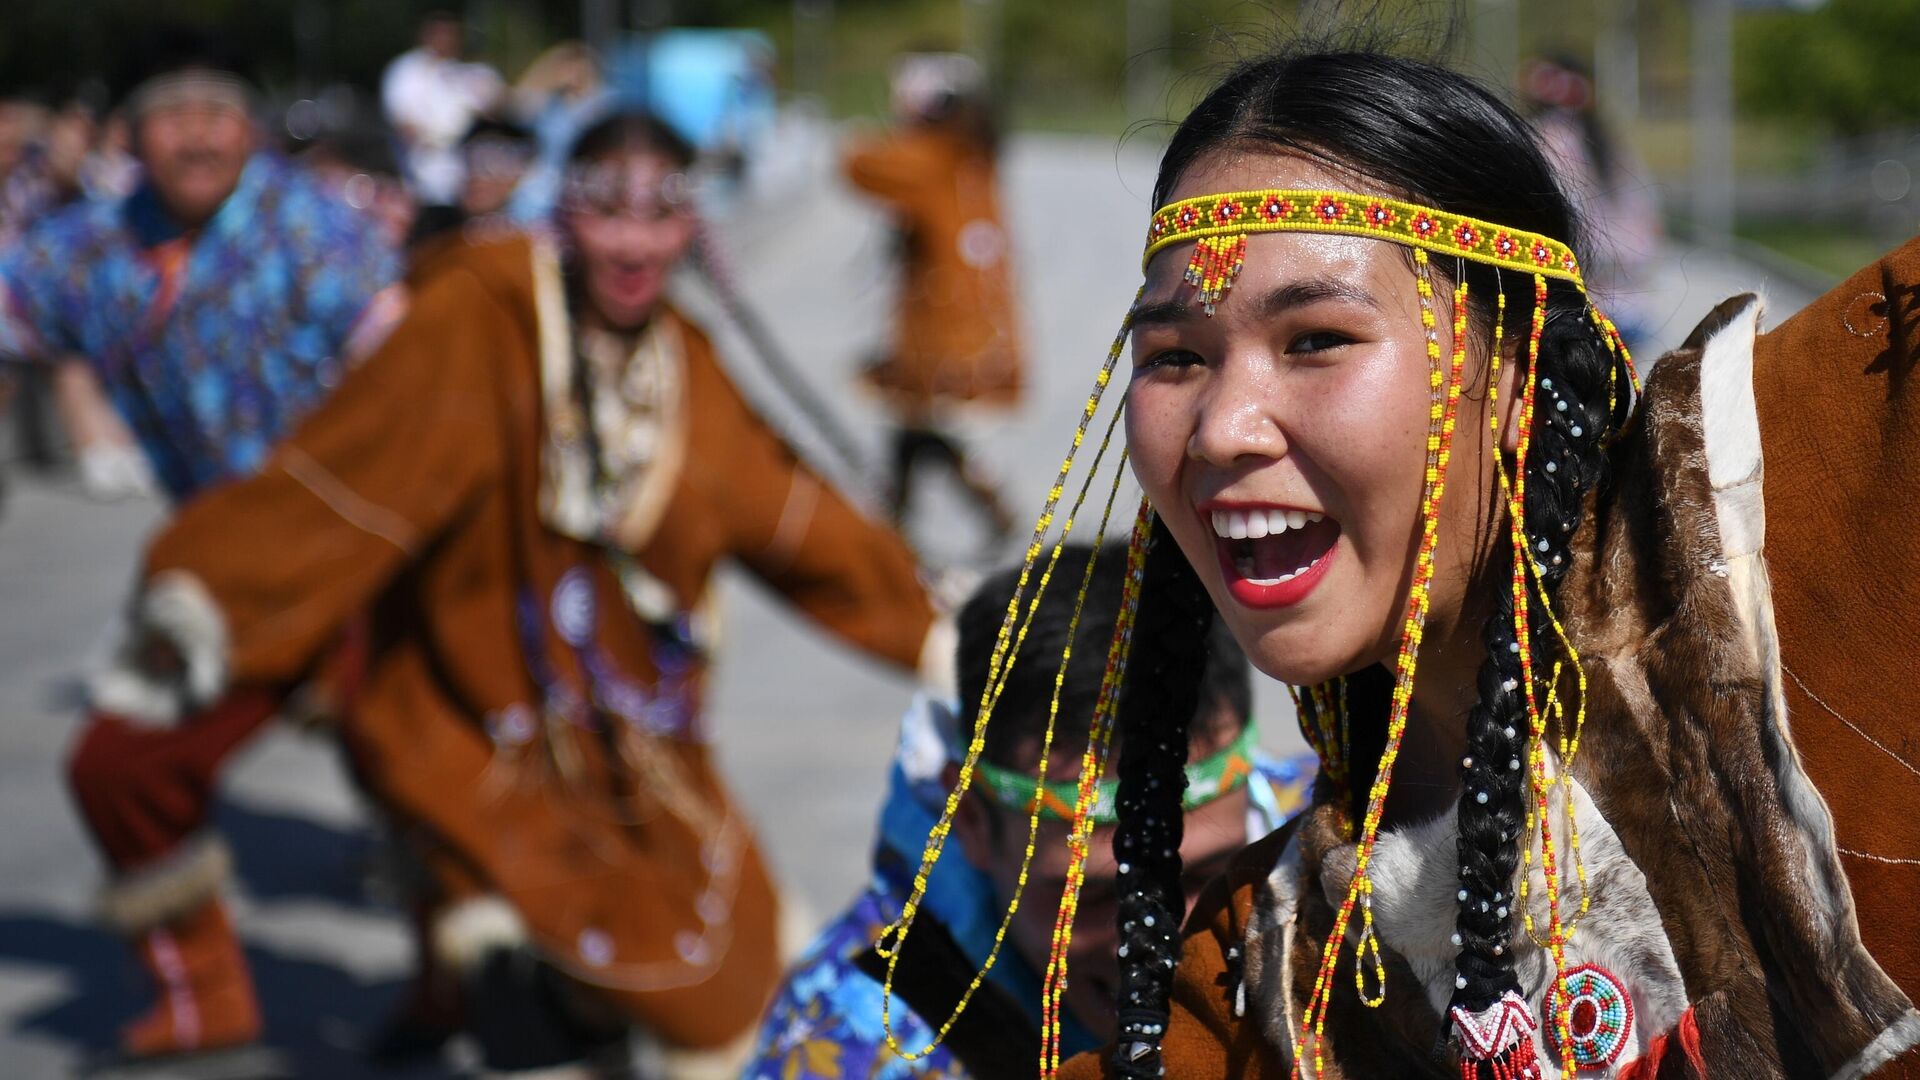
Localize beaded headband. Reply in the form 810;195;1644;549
880;187;1640;1080
127;70;253;121
559;163;697;218
975;720;1259;825
1146;189;1585;316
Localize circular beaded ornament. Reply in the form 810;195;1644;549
1543;963;1634;1069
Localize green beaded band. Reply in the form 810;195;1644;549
975;721;1261;824
1143;189;1584;286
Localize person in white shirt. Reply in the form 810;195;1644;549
380;11;502;206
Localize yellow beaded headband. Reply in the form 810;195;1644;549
1146;189;1585;315
880;187;1638;1079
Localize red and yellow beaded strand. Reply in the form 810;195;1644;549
878;291;1142;1061
1039;498;1155;1077
1295;250;1472;1078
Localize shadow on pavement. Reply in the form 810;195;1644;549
213;800;381;907
0;911;461;1077
0;799;461;1078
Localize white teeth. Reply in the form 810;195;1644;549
1211;508;1331;539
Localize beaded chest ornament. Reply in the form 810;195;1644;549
878;190;1639;1080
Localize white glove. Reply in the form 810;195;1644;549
77;442;157;501
87;571;229;725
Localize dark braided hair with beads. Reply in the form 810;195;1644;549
1108;518;1217;1078
1111;47;1627;1074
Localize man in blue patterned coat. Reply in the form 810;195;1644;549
0;31;401;1060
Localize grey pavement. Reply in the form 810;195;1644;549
0;129;1819;1078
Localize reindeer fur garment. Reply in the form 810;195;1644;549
1221;298;1920;1079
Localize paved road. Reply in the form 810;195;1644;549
0;129;1817;1078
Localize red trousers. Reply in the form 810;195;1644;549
67;688;281;870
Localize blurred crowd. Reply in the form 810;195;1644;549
0;10;781;505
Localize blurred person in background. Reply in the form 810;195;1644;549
0;87;94;481
86;110;949;1077
0;89;89;247
0;88;134;484
382;9;504;208
1521;54;1665;349
745;543;1313;1079
846;52;1024;552
507;41;607;220
0;29;402;1062
409;115;539;247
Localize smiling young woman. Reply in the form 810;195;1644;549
882;45;1919;1080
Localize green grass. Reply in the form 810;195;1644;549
1735;218;1892;281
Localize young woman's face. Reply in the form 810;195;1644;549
564;149;696;331
1126;149;1512;687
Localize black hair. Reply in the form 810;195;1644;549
956;541;1249;774
293;126;399;177
1114;48;1621;1077
1108;520;1218;1071
462;116;535;149
565;110;695;171
122;24;254;103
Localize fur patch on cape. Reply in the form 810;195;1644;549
87;570;228;725
1315;772;1689;1066
433;895;529;972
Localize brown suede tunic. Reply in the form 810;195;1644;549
140;236;937;1049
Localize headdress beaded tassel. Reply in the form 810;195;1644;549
876;285;1147;1065
880;189;1639;1080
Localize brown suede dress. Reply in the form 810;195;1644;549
129;236;938;1050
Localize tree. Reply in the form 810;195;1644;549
1737;0;1920;134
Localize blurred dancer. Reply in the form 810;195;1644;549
0;37;402;501
1521;54;1664;348
0;33;400;1061
745;543;1313;1078
846;53;1023;546
90;111;948;1076
382;10;504;207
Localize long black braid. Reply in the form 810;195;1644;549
1450;286;1619;1027
1109;517;1216;1078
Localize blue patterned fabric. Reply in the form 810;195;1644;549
0;154;401;499
744;699;1316;1080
